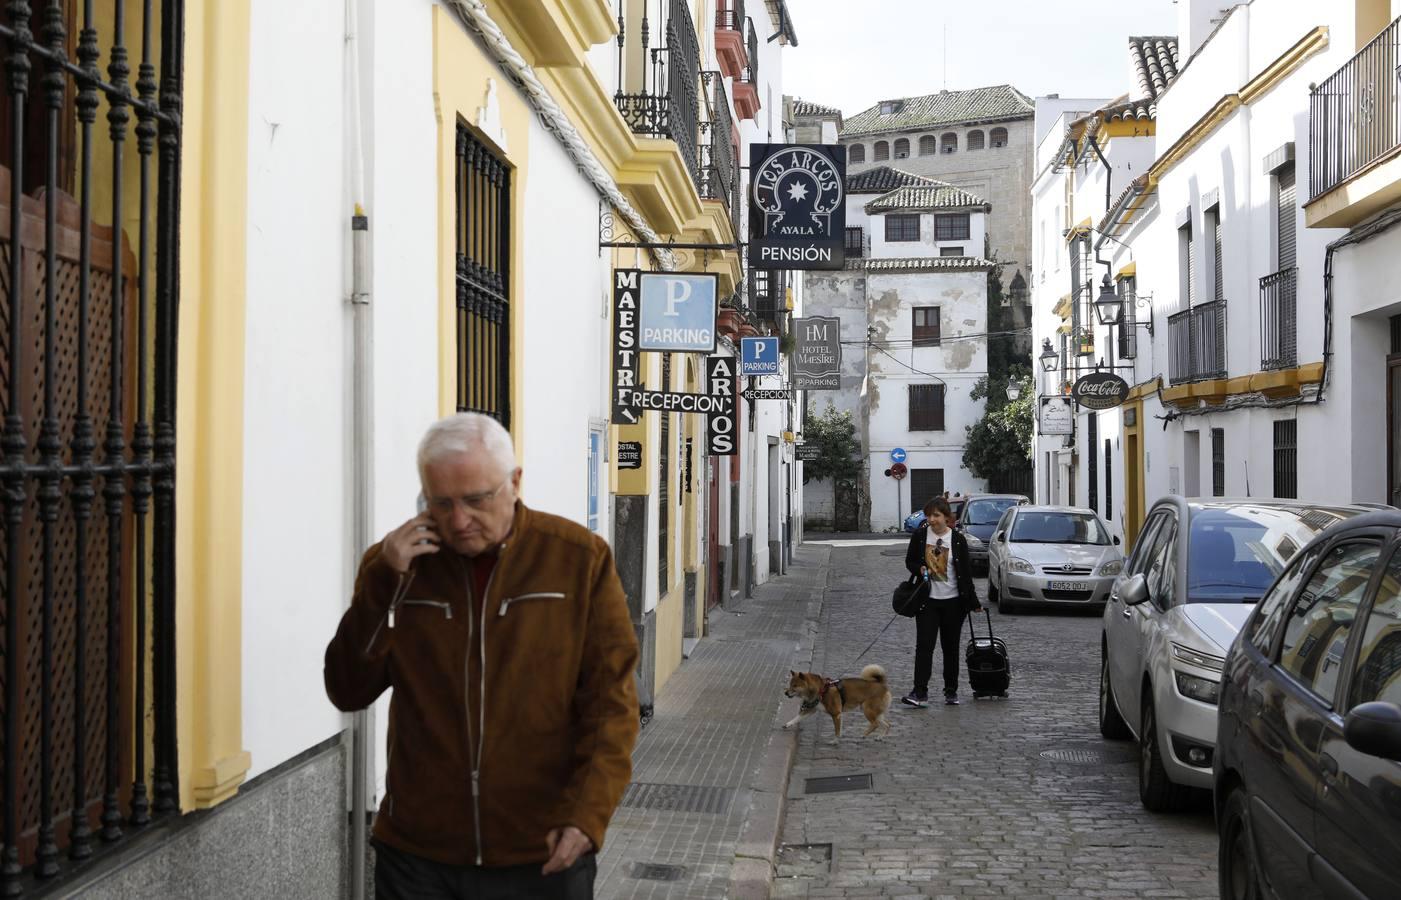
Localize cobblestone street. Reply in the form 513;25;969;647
774;536;1219;899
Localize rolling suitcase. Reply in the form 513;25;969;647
965;608;1010;699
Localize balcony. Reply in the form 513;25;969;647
844;226;868;259
1260;268;1298;371
751;267;785;326
1306;15;1401;227
1167;300;1226;385
733;17;761;120
614;0;702;193
715;0;748;80
700;71;739;238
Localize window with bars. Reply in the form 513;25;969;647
1104;438;1113;520
885;214;920;242
849;144;866;164
919;135;937;156
659;355;672;595
874;140;890;162
844;226;865;258
912;307;941;346
1212;428;1225;496
990;127;1008;148
909;384;946;431
934;213;970;241
967;130;985;150
910;469;944;510
1276;166;1296;270
1087;413;1099;513
456;124;512;425
893;138;910;159
1118;276;1137;359
1069;235;1085;347
1274;419;1297;499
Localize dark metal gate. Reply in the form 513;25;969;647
833;479;858;532
0;1;185;893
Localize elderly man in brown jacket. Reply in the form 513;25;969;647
325;412;640;899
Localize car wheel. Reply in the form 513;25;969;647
1138;692;1186;812
1218;788;1262;900
1098;649;1131;740
988;577;1000;607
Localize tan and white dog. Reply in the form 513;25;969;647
783;664;892;743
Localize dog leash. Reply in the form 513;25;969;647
842;573;929;672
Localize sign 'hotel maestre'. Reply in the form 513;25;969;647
749;143;846;270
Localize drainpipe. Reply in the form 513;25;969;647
346;0;373;896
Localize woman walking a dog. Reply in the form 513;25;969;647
902;496;982;707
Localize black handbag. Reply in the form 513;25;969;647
891;576;930;617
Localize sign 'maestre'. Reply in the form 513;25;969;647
1071;372;1130;411
749;143;846;270
611;269;641;425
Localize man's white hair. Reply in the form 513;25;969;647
417;413;517;482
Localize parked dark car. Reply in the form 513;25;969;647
903;497;965;533
1215;509;1401;900
957;493;1030;572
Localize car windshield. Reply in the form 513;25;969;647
1009;512;1109;545
964;498;1020;525
1186;505;1365;603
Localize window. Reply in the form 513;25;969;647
1009;511;1112;545
1179;220;1195;309
934;213;970;241
909;384;946;431
844;226;865;258
1208;205;1223;301
1088;414;1098;514
1145;514;1180;608
990;127;1008;148
939;246;964;257
457;124;513;425
1275;165;1296;270
1274;419;1298;499
1249;544;1325;653
849;143;866;164
1211;428;1225;496
919;135;937;156
1280;541;1381;702
874;140;890;162
967;130;985;150
963;498;1021;526
885;214;920;242
658;355;672;595
910;469;944;510
940;133;957;153
1127;512;1168;576
1348;552;1401;708
880;99;903;115
893;138;910;159
1117;276;1138;359
912;307;941;346
1105;439;1113;520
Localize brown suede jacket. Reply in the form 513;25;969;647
324;502;640;867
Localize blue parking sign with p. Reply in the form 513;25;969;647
740;337;780;375
637;273;718;352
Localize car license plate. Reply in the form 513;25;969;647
1047;580;1089;591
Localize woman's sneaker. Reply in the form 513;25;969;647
901;693;928;708
944;694;960;705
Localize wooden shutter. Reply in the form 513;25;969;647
1276;167;1296;269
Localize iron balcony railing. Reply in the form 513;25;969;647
1260;268;1298;371
716;0;745;32
1309;14;1401;197
751;268;785;323
699;72;738;236
614;0;702;192
1168;300;1227;385
740;16;759;87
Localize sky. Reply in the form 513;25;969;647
781;0;1181;117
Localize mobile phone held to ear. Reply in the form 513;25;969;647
416;493;428;515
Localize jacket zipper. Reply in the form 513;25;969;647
400;598;453;619
497;591;565;617
364;570;416;655
463;543;506;867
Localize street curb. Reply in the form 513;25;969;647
726;545;830;900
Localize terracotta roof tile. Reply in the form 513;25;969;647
845;166;939;194
791;99;842;119
846;256;996;273
1128;35;1180;102
841;84;1033;137
864;182;987;213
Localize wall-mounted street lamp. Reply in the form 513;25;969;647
1093;274;1123;326
1039;337;1058;372
1006;381;1023;401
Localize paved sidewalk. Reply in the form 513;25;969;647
597;542;832;899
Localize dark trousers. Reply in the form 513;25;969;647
374;840;596;900
913;597;965;698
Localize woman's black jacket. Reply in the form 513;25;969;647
905;526;980;612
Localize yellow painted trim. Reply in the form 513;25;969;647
1065;217;1092;242
1053;293;1072;319
1225;375;1253;394
1190;379;1229;404
1056;322;1072;335
1239;27;1330;105
482;0;617;68
1148;94;1243;182
434;8;533;422
1160;384;1193;407
1250;369;1301;397
1298;362;1325;383
1305;147;1401;229
1115;262;1137;281
1125;377;1160;401
176;0;252;811
1100;119;1156;140
653;582;684;692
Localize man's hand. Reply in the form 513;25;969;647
542;826;593;876
380;514;442;573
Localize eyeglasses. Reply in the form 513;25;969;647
428;474;513;514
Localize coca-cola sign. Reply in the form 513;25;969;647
1072;372;1130;410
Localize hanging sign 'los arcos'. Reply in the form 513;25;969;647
749;143;846;270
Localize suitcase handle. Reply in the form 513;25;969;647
966;607;996;642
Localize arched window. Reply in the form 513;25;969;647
893;138;910;159
967;130;985;151
919;135;937;156
990;127;1008;148
940;133;957;154
874;140;890;162
849;143;866;164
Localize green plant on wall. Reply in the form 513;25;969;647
802;400;861;485
963;373;1034;481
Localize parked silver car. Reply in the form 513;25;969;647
1099;497;1372;812
986;506;1123;614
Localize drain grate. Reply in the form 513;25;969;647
631;862;685;882
619;782;734;814
805;773;873;794
1040;748;1135;765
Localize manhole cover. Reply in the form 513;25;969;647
1039;748;1135;765
805;773;873;794
776;843;833;877
631;862;685;882
619;782;733;814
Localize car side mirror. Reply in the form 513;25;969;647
1344;701;1401;762
1113;535;1121;545
1119;573;1149;606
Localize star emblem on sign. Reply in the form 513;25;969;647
786;182;809;202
